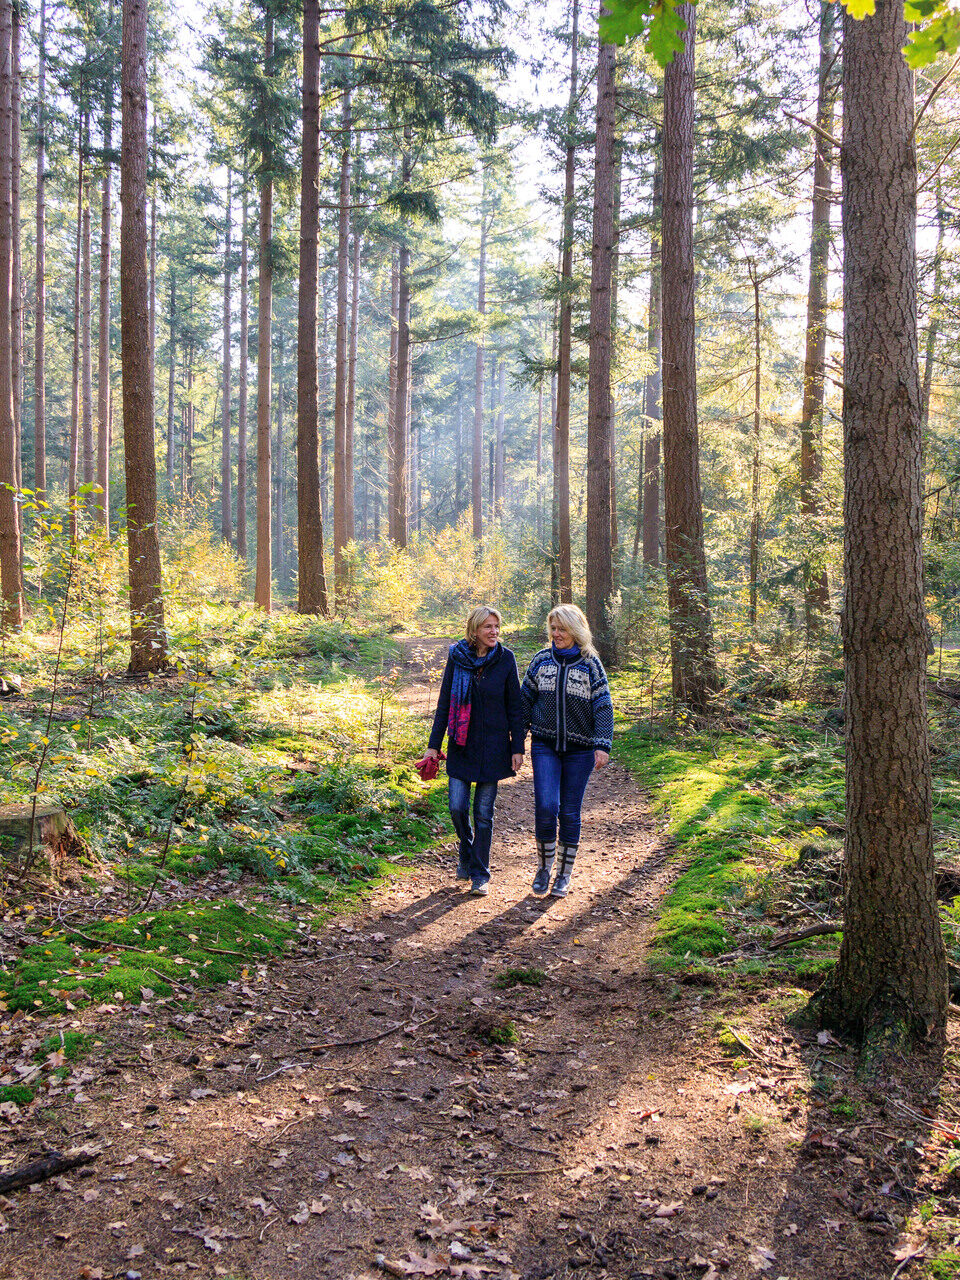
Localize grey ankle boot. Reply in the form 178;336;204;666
532;840;555;895
550;843;577;897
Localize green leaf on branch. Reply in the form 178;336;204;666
599;0;690;67
904;11;960;67
840;0;876;17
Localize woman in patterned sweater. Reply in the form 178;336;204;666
520;605;613;897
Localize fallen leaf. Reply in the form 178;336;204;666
203;1236;223;1253
653;1202;684;1218
289;1203;310;1226
126;1245;145;1260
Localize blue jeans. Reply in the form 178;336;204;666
532;740;595;847
448;778;498;885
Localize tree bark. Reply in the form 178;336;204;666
494;358;504;519
473;179;487;544
68;121;83;541
661;4;718;713
640;151;661;569
120;0;166;671
333;88;351;594
237;176;249;561
165;268;174;493
586;34;616;668
817;0;947;1048
920;174;945;437
254;18;274;611
390;141;411;549
81;168;94;507
10;5;19;566
96;4;114;534
296;0;328;615
346;224;359;544
221;169;232;545
0;0;19;630
554;0;579;604
800;0;836;636
33;0;45;508
748;259;761;635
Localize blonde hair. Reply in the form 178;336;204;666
547;604;596;657
465;605;502;644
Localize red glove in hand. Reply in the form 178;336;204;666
413;752;445;781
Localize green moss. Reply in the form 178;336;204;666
0;1084;35;1105
35;1031;96;1062
494;967;546;989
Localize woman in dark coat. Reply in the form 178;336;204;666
424;606;525;896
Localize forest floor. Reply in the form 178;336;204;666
0;643;956;1280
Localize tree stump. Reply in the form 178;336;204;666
0;803;86;879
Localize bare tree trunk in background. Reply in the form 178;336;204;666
274;332;284;583
68;121;83;542
346;225;359;544
586;35;616;668
609;134;621;565
661;4;718;713
184;343;194;501
387;251;398;537
800;0;836;636
165;269;174;493
296;0;328;614
0;0;20;630
253;19;274;610
81;169;94;517
554;0;579;603
237;175;248;563
120;0;166;670
320;274;331;524
748;259;761;636
221;169;232;545
494;358;504;519
148;81;156;375
33;0;45;508
473;175;487;544
10;6;19;564
921;178;945;438
390;140;411;548
333;88;351;594
817;0;947;1050
96;0;114;533
639;151;662;569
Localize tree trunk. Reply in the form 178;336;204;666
9;5;19;567
184;342;194;501
81;169;94;506
387;251;398;539
96;5;114;534
391;143;411;548
346;224;359;544
319;272;330;525
800;0;836;636
32;0;45;508
148;86;156;381
296;0;328;614
661;4;718;713
586;35;616;668
274;331;283;583
237;176;248;562
920;174;945;436
494;358;504;519
253;17;275;610
639;153;662;569
554;0;579;604
0;0;19;630
748;259;761;636
221;168;232;545
68;122;83;541
473;182;487;544
817;0;947;1048
165;268;174;493
333;88;351;594
120;0;166;671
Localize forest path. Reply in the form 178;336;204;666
0;650;939;1280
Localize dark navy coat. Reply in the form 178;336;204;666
428;643;525;784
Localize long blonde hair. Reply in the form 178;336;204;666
546;604;596;658
465;604;502;644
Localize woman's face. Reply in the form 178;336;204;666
550;618;574;649
475;614;500;651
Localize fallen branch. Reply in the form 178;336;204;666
767;922;842;950
307;1013;438;1053
0;1149;99;1194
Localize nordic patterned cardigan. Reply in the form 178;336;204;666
520;647;614;754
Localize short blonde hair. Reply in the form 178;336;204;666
465;605;502;644
547;604;596;657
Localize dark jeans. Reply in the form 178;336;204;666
448;778;498;884
532;739;595;847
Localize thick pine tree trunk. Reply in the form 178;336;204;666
817;0;947;1049
586;35;616;668
9;4;19;564
333;89;351;594
221;169;232;546
800;0;835;636
661;4;718;713
554;0;579;603
0;0;19;630
253;17;275;611
237;179;249;562
33;0;45;508
296;0;328;615
96;9;114;534
119;0;165;671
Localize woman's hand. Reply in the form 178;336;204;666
594;749;610;769
511;753;524;773
424;747;440;761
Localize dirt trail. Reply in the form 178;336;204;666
0;652;947;1280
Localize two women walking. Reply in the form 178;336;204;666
424;603;612;899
